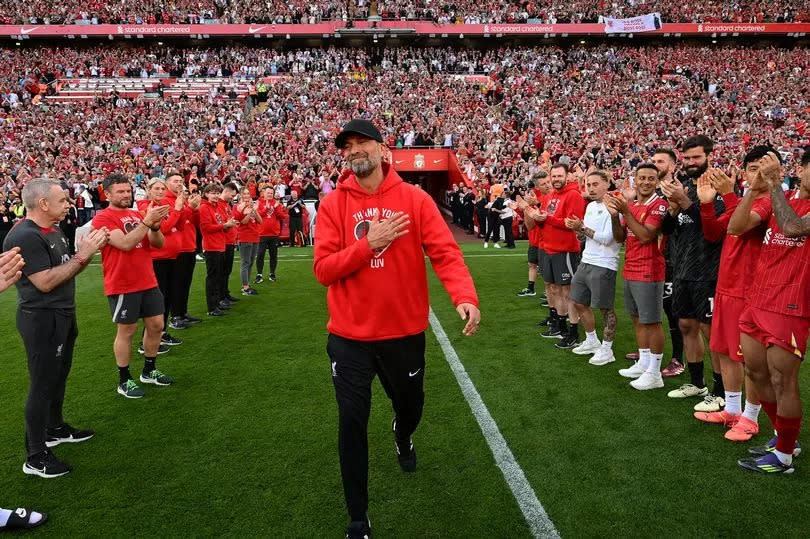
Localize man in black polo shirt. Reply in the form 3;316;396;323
3;178;108;478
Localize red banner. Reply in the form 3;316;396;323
1;22;808;38
390;149;451;172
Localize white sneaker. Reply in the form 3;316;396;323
483;242;488;248
588;348;615;366
493;243;501;249
666;384;709;399
694;394;725;412
573;340;602;356
618;361;646;379
630;371;664;390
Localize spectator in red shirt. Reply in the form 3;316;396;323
198;183;238;316
91;174;173;399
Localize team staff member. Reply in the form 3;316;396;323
165;172;203;329
255;186;287;284
287;190;305;246
314;119;480;539
219;183;240;303
696;148;774;442
0;247;47;528
661;136;725;411
5;179;108;476
136;178;185;347
92;174;174;399
565;170;620;357
607;165;669;388
199;183;238;316
232;187;262;296
538;163;586;342
737;150;810;474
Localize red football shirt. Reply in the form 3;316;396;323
219;199;237;245
622;193;668;282
92;208;158;296
748;191;810;318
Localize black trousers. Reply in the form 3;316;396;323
172;251;196;317
327;332;426;521
289;217;303;245
204;251;226;312
17;308;78;457
484;213;500;242
224;244;235;297
256;236;279;276
501;217;515;247
152;258;177;328
476;210;488;237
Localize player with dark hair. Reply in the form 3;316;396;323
199;183;238;316
737;149;810;473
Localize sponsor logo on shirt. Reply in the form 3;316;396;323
763;227;806;248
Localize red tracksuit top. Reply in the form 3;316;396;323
135;198;184;260
199;199;227;252
313;164;479;341
257;198;287;238
541;182;586;254
164;189;198;253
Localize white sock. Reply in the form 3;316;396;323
773;449;793;466
646;353;663;375
0;508;43;528
724;391;743;416
601;340;613;350
638;349;651;371
585;331;599;344
742;401;761;424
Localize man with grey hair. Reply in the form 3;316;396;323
3;178;109;478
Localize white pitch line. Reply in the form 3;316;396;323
428;308;560;539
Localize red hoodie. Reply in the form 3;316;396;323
199;199;227;252
165;189;198;253
135;198;184;260
313;164;478;341
218;199;237;245
541;182;585;254
257;198;287;237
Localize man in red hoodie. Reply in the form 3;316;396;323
538;163;586;346
199;183;238;317
165;173;203;329
219;183;240;303
314;120;480;539
255;186;287;284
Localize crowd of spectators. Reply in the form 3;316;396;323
2;44;810;213
0;0;807;25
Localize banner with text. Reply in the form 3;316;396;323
603;13;661;34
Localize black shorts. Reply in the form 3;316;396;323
108;287;165;324
540;251;580;286
528;245;539;265
671;279;716;324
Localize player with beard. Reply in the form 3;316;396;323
692;146;776;442
736;150;810;473
661;136;725;411
92;174;174;399
650;149;685;376
314;119;479;538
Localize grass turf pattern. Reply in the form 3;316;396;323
0;242;806;537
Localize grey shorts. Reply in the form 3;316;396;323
528;245;539;265
569;263;617;310
540;251;579;285
108;287;164;325
624;280;664;324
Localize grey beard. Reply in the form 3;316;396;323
350;158;377;178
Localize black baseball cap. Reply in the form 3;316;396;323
335;119;383;149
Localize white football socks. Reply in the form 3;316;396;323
725;391;743;416
646;352;663;374
742;401;761;423
638;349;651;371
585;331;599;344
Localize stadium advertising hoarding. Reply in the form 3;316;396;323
1;22;808;38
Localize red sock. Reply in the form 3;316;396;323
775;415;802;455
760;400;778;429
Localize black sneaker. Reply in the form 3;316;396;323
555;334;579;349
536;315;553;327
207;308;227;317
168;317;189;330
254;274;264;284
392;419;417;473
181;314;202;325
516;288;536;297
241;287;259;296
23;450;72;478
138;343;170;355
268;274;277;282
45;424;95;448
345;518;371;539
225;295;240;302
541;318;563;339
161;333;183;346
218;301;233;310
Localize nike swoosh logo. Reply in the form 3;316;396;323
394;160;405;164
433;159;443;164
409;369;421;377
20;27;39;35
249;25;267;34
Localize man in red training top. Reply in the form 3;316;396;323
314;119;480;539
